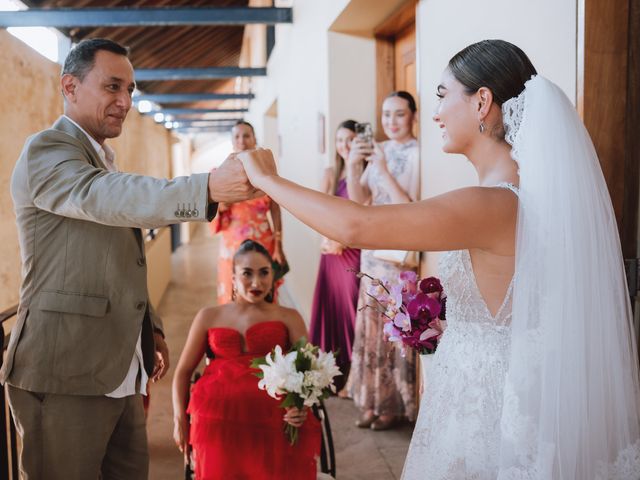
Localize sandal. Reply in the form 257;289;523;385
370;415;398;431
355;410;378;428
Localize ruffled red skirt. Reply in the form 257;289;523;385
188;356;321;480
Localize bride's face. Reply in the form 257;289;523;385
433;69;478;154
232;251;274;303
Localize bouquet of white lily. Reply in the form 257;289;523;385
251;338;341;445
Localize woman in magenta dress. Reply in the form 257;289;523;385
172;240;320;480
309;119;362;393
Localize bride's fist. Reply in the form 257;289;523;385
237;148;278;187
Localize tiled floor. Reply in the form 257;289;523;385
146;225;412;479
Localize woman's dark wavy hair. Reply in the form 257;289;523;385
232;239;275;303
448;39;537;106
332;119;357;195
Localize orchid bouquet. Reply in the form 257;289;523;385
250;338;341;445
358;270;447;355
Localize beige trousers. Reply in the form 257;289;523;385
6;385;148;480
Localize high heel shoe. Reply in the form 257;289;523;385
337;388;350;399
370;415;397;431
355;411;378;428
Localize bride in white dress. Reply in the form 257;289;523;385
237;40;640;479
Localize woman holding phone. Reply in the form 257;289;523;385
342;91;421;430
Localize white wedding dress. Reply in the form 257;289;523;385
401;186;516;480
402;75;640;479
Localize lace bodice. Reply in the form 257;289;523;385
364;139;419;205
401;184;519;480
439;250;514;328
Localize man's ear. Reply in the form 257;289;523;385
61;74;77;103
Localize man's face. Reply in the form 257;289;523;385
62;50;135;144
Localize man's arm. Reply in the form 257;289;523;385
26;133;255;228
208;152;262;204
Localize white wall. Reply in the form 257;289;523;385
246;0;579;316
416;0;578;273
327;31;377;164
245;0;351;320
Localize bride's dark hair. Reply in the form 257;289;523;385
448;40;537;106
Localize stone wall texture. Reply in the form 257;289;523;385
0;30;171;311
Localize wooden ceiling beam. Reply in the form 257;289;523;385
135;93;254;103
0;7;292;27
134;67;265;81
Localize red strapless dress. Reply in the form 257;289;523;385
187;321;321;480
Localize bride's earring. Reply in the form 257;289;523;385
231;285;237;301
479;121;485;133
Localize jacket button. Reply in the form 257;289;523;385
137;258;146;266
135;301;146;310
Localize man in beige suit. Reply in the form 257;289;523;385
0;38;258;479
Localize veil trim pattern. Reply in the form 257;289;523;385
496;75;640;480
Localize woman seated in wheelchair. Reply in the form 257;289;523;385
172;239;321;479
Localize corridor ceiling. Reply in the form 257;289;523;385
19;0;264;118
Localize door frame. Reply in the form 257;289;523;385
373;0;418;142
578;0;640;325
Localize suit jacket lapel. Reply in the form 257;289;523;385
54;117;144;253
53;116;109;171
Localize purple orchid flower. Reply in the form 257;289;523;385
399;271;418;283
407;293;442;320
393;311;411;332
389;283;404;309
383;322;402;342
419;277;444;297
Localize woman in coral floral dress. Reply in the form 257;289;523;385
211;121;286;304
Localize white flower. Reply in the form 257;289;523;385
258;345;303;399
257;344;341;408
314;350;342;392
303;369;323;388
302;388;322;407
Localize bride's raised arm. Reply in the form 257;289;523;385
237;148;516;254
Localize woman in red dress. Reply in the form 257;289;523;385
172;240;320;480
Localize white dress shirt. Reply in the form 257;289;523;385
63;115;148;397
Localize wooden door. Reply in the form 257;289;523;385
394;23;417;98
579;0;640;334
374;0;418;141
394;23;418;137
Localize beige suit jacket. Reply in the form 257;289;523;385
0;116;215;395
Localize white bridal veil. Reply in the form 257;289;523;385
498;76;640;479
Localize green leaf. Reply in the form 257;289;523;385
250;356;268;369
289;337;308;354
284;423;299;446
279;392;297;409
295;353;312;372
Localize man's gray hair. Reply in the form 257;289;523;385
62;38;129;81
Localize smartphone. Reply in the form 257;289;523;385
354;122;373;147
